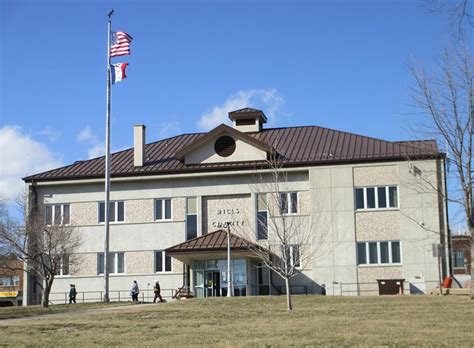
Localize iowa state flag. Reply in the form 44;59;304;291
111;63;129;84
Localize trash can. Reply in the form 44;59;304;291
376;279;405;295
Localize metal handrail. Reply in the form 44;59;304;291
33;288;176;305
338;280;439;296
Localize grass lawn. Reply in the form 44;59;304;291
0;302;132;320
0;296;473;346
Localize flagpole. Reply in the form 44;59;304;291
104;9;114;303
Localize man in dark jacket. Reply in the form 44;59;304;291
153;281;164;303
69;284;77;304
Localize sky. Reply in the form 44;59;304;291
0;0;471;228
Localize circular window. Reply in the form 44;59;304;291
214;136;236;157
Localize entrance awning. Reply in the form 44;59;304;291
165;229;264;263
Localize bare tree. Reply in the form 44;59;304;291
424;0;473;36
0;190;81;307
234;154;325;311
408;41;473;298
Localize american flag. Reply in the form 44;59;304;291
110;31;133;57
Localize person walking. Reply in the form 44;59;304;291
153;281;164;303
131;280;140;303
69;284;77;304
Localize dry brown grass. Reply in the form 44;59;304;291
0;295;473;346
0;302;131;320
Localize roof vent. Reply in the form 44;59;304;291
228;108;267;133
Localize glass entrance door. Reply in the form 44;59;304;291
205;271;221;297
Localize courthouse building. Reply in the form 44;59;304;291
22;108;450;303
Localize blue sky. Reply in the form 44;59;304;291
0;0;469;227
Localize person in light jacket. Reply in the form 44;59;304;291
130;280;139;302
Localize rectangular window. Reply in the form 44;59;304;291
98;201;125;223
369;242;378;264
388;186;398;208
355;188;365;210
54;205;62;225
291;245;300;268
280;192;298;215
280;193;288;214
56;255;70;276
155;198;172;221
354;186;398;210
357;241;401;265
357;242;367;265
282;245;301;268
257;194;268;240
0;276;20;287
45;204;71;225
117;202;124;222
186;197;197;240
453;251;465;268
391;241;401;263
109;202;116;222
257;212;268;240
63;204;70;225
97;252;125;274
377;187;387;208
155;251;172;272
366;188;376;209
290;192;298;214
45;205;53;225
380;242;389;264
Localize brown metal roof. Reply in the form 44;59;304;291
23;124;441;183
165;229;253;254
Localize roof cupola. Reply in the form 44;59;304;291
228;107;267;133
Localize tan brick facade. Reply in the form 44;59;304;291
353;165;399;187
126;251;154;274
126;199;154;223
73;253;97;276
356;211;400;241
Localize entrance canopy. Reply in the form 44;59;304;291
165;229;264;263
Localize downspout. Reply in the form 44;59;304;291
442;157;461;286
442;157;453;276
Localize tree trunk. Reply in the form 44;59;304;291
471;230;474;300
42;277;54;308
285;278;292;311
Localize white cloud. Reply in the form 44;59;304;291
76;126;96;143
38;126;61;142
0;125;62;201
198;89;284;131
87;143;105;159
157;121;182;139
76;126;104;159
